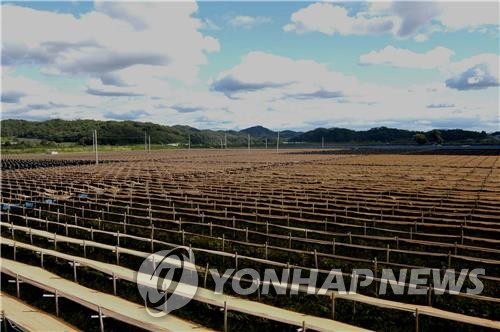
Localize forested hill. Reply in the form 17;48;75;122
288;127;492;144
0;119;496;146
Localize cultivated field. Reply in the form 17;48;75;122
1;149;499;331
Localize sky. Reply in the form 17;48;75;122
1;1;499;131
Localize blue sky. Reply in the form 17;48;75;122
2;1;499;131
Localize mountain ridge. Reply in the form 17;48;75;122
0;119;496;146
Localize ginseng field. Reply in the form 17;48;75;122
1;149;499;331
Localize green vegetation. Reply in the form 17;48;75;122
0;120;278;150
289;126;493;145
1;119;497;154
414;133;428;145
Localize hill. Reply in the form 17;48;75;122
289;126;491;145
240;126;276;137
0;119;279;147
0;119;496;147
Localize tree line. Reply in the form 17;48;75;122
0;119;496;147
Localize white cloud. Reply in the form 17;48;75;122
201;18;220;31
211;51;360;100
2;3;219;85
207;51;498;131
359;47;498;91
445;54;499;91
391;2;441;37
228;15;271;28
359;46;454;69
1;73;104;120
437;3;499;30
3;49;498;131
414;34;429;42
1;3;497;131
284;2;499;39
1;2;222;123
283;3;397;36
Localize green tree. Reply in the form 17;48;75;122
414;133;428;145
431;129;444;144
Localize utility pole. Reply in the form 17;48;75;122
276;131;280;153
94;129;99;164
224;132;227;149
188;134;191;150
92;130;95;152
148;135;151;153
144;132;147;151
247;134;250;150
265;138;268;149
220;138;223;149
322;136;325;149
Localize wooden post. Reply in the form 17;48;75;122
314;249;318;269
55;290;59;316
98;306;104;332
223;301;228;332
427;283;432;306
415;308;419;332
461;225;464;244
253;278;260;301
16;273;20;297
204;263;209;288
331;292;336;320
150;225;155;253
73;261;77;282
112;273;117;295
